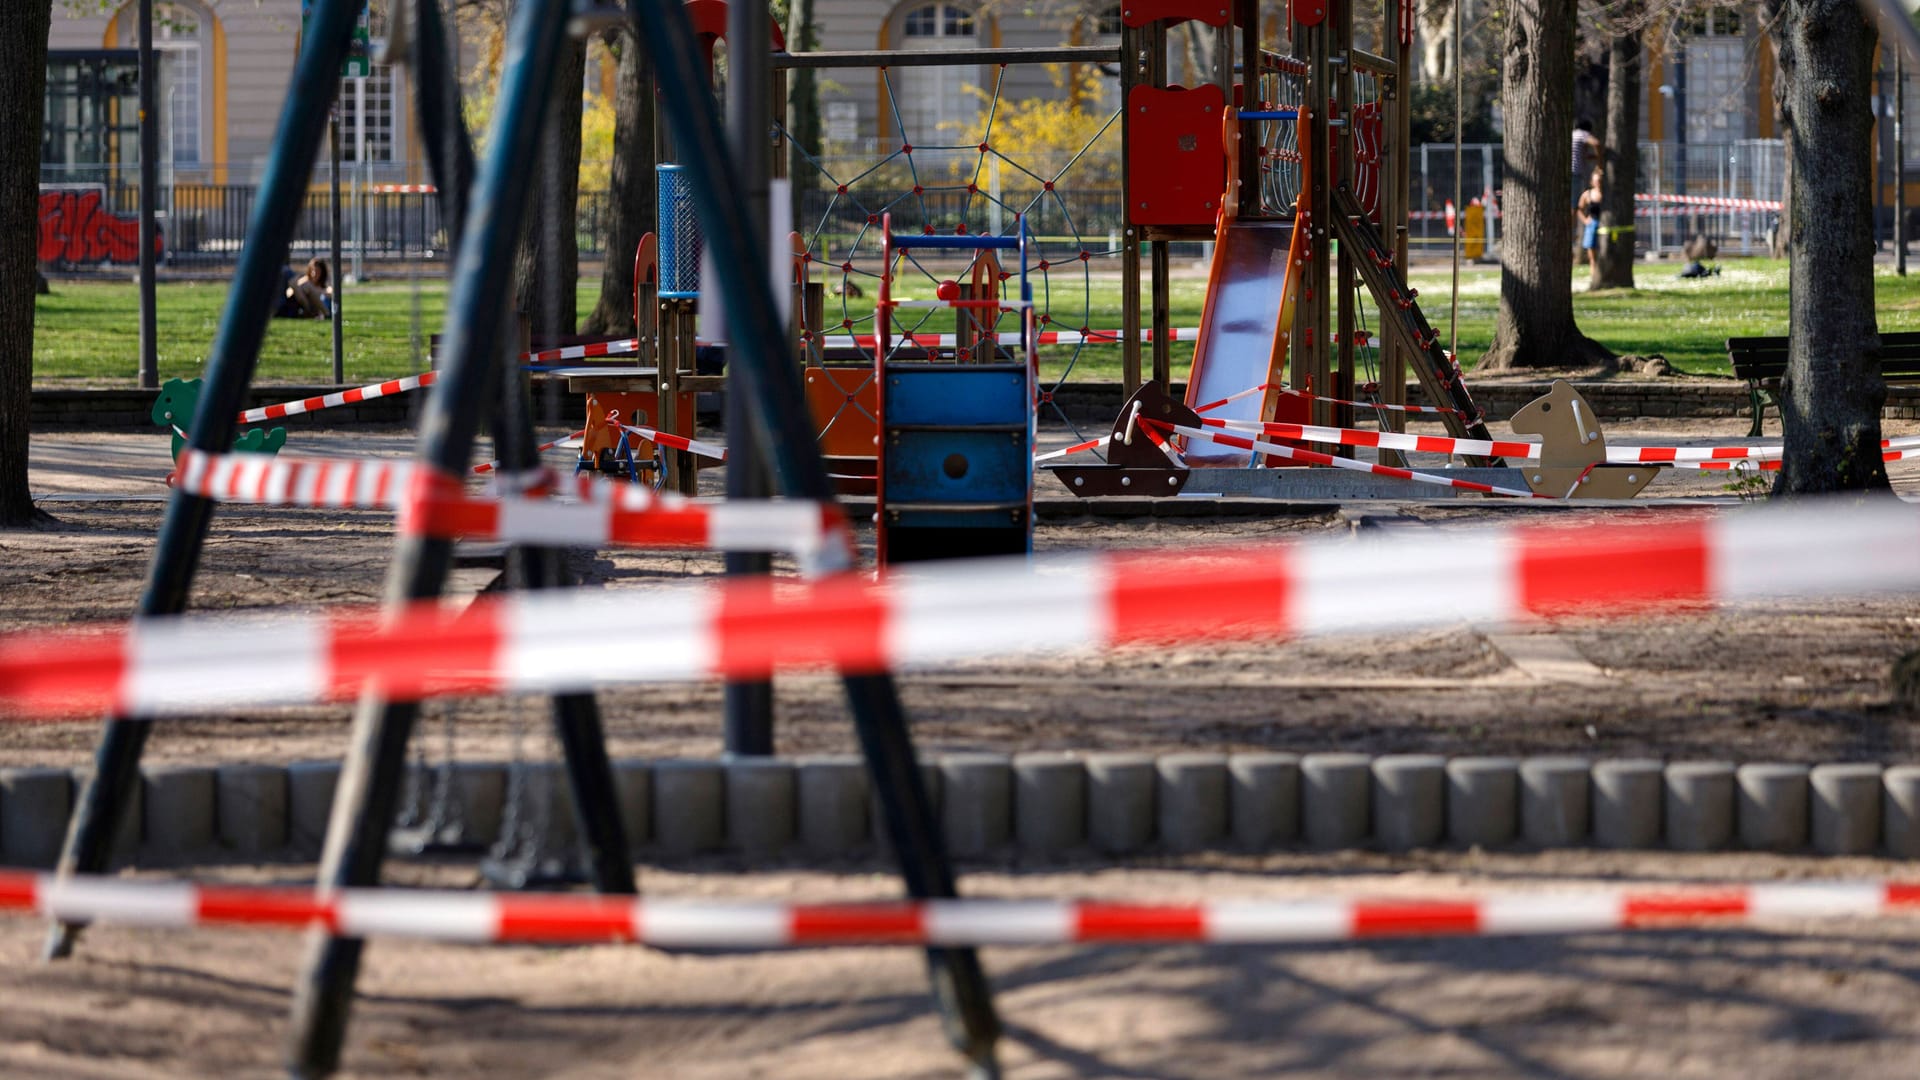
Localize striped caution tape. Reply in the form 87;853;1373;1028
1033;435;1112;463
169;450;844;558
6;496;1917;718
472;430;587;475
1200;419;1920;465
1675;447;1920;472
523;338;641;364
1150;419;1545;499
811;328;1204;349
236;372;438;425
0;871;1916;946
620;423;729;462
1635;193;1781;214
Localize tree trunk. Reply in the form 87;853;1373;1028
1479;0;1615;370
786;0;820;192
1767;0;1888;495
580;28;656;337
1591;14;1639;290
514;31;586;338
1;1;53;527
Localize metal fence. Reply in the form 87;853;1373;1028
1407;139;1787;259
41;141;1786;272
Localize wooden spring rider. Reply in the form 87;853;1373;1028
1510;380;1654;499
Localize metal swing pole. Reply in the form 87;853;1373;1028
723;0;776;756
285;0;621;1073
43;0;365;963
628;0;1001;1071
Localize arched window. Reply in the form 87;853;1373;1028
115;1;208;165
892;4;982;143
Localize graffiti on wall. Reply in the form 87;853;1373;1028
38;186;154;265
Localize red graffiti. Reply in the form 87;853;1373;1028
38;188;148;265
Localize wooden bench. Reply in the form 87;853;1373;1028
1726;332;1920;437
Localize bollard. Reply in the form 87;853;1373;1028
1371;755;1446;852
1665;761;1736;852
1157;753;1229;853
1736;763;1809;852
70;768;141;865
1592;758;1663;849
142;764;216;861
1013;752;1086;855
287;761;340;860
1810;763;1881;856
1229;752;1300;851
652;759;725;856
1446;757;1518;848
726;758;797;855
939;753;1012;858
1085;752;1156;854
1301;753;1371;849
1883;765;1920;857
216;764;289;854
1519;756;1590;848
796;754;869;856
0;768;72;869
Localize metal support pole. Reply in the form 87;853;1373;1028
284;2;584;1074
331;109;345;382
629;1;1000;1070
1900;51;1908;275
44;0;364;964
1120;22;1142;393
724;0;775;756
137;0;158;390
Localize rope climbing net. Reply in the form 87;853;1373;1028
778;62;1123;437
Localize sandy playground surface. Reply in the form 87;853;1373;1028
5;418;1920;1077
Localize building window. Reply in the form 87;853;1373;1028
341;58;399;164
893;4;982;142
1096;7;1124;35
116;1;207;165
904;4;973;38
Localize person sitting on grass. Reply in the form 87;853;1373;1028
1576;168;1604;276
275;257;333;319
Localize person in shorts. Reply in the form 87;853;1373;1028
1577;167;1605;274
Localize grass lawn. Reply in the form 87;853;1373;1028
33;258;1920;386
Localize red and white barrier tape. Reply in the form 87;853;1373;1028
174;449;415;508
472;430;586;475
236;372;437;425
1153;419;1544;499
1193;418;1920;465
1277;385;1464;417
170;450;843;557
1;871;1916;946
1635;193;1781;213
1033;435;1112;463
10;496;1915;718
814;328;1203;349
1676;447;1920;472
620;423;728;462
524;339;642;364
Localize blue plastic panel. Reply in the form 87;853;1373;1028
884;428;1029;504
657;164;701;295
883;364;1029;428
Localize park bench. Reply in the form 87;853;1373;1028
1727;332;1920;437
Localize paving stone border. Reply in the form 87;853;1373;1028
6;753;1920;867
40;379;1920;431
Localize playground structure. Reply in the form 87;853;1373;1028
18;0;1920;1078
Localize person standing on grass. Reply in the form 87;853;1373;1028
1572;118;1604;257
1577;168;1605;277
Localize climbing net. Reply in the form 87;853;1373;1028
778;63;1123;437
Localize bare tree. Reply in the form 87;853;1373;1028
1;0;54;527
1479;0;1615;370
580;28;656;337
1591;0;1642;289
1766;0;1888;494
512;3;585;339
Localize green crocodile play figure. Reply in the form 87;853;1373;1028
152;377;287;462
